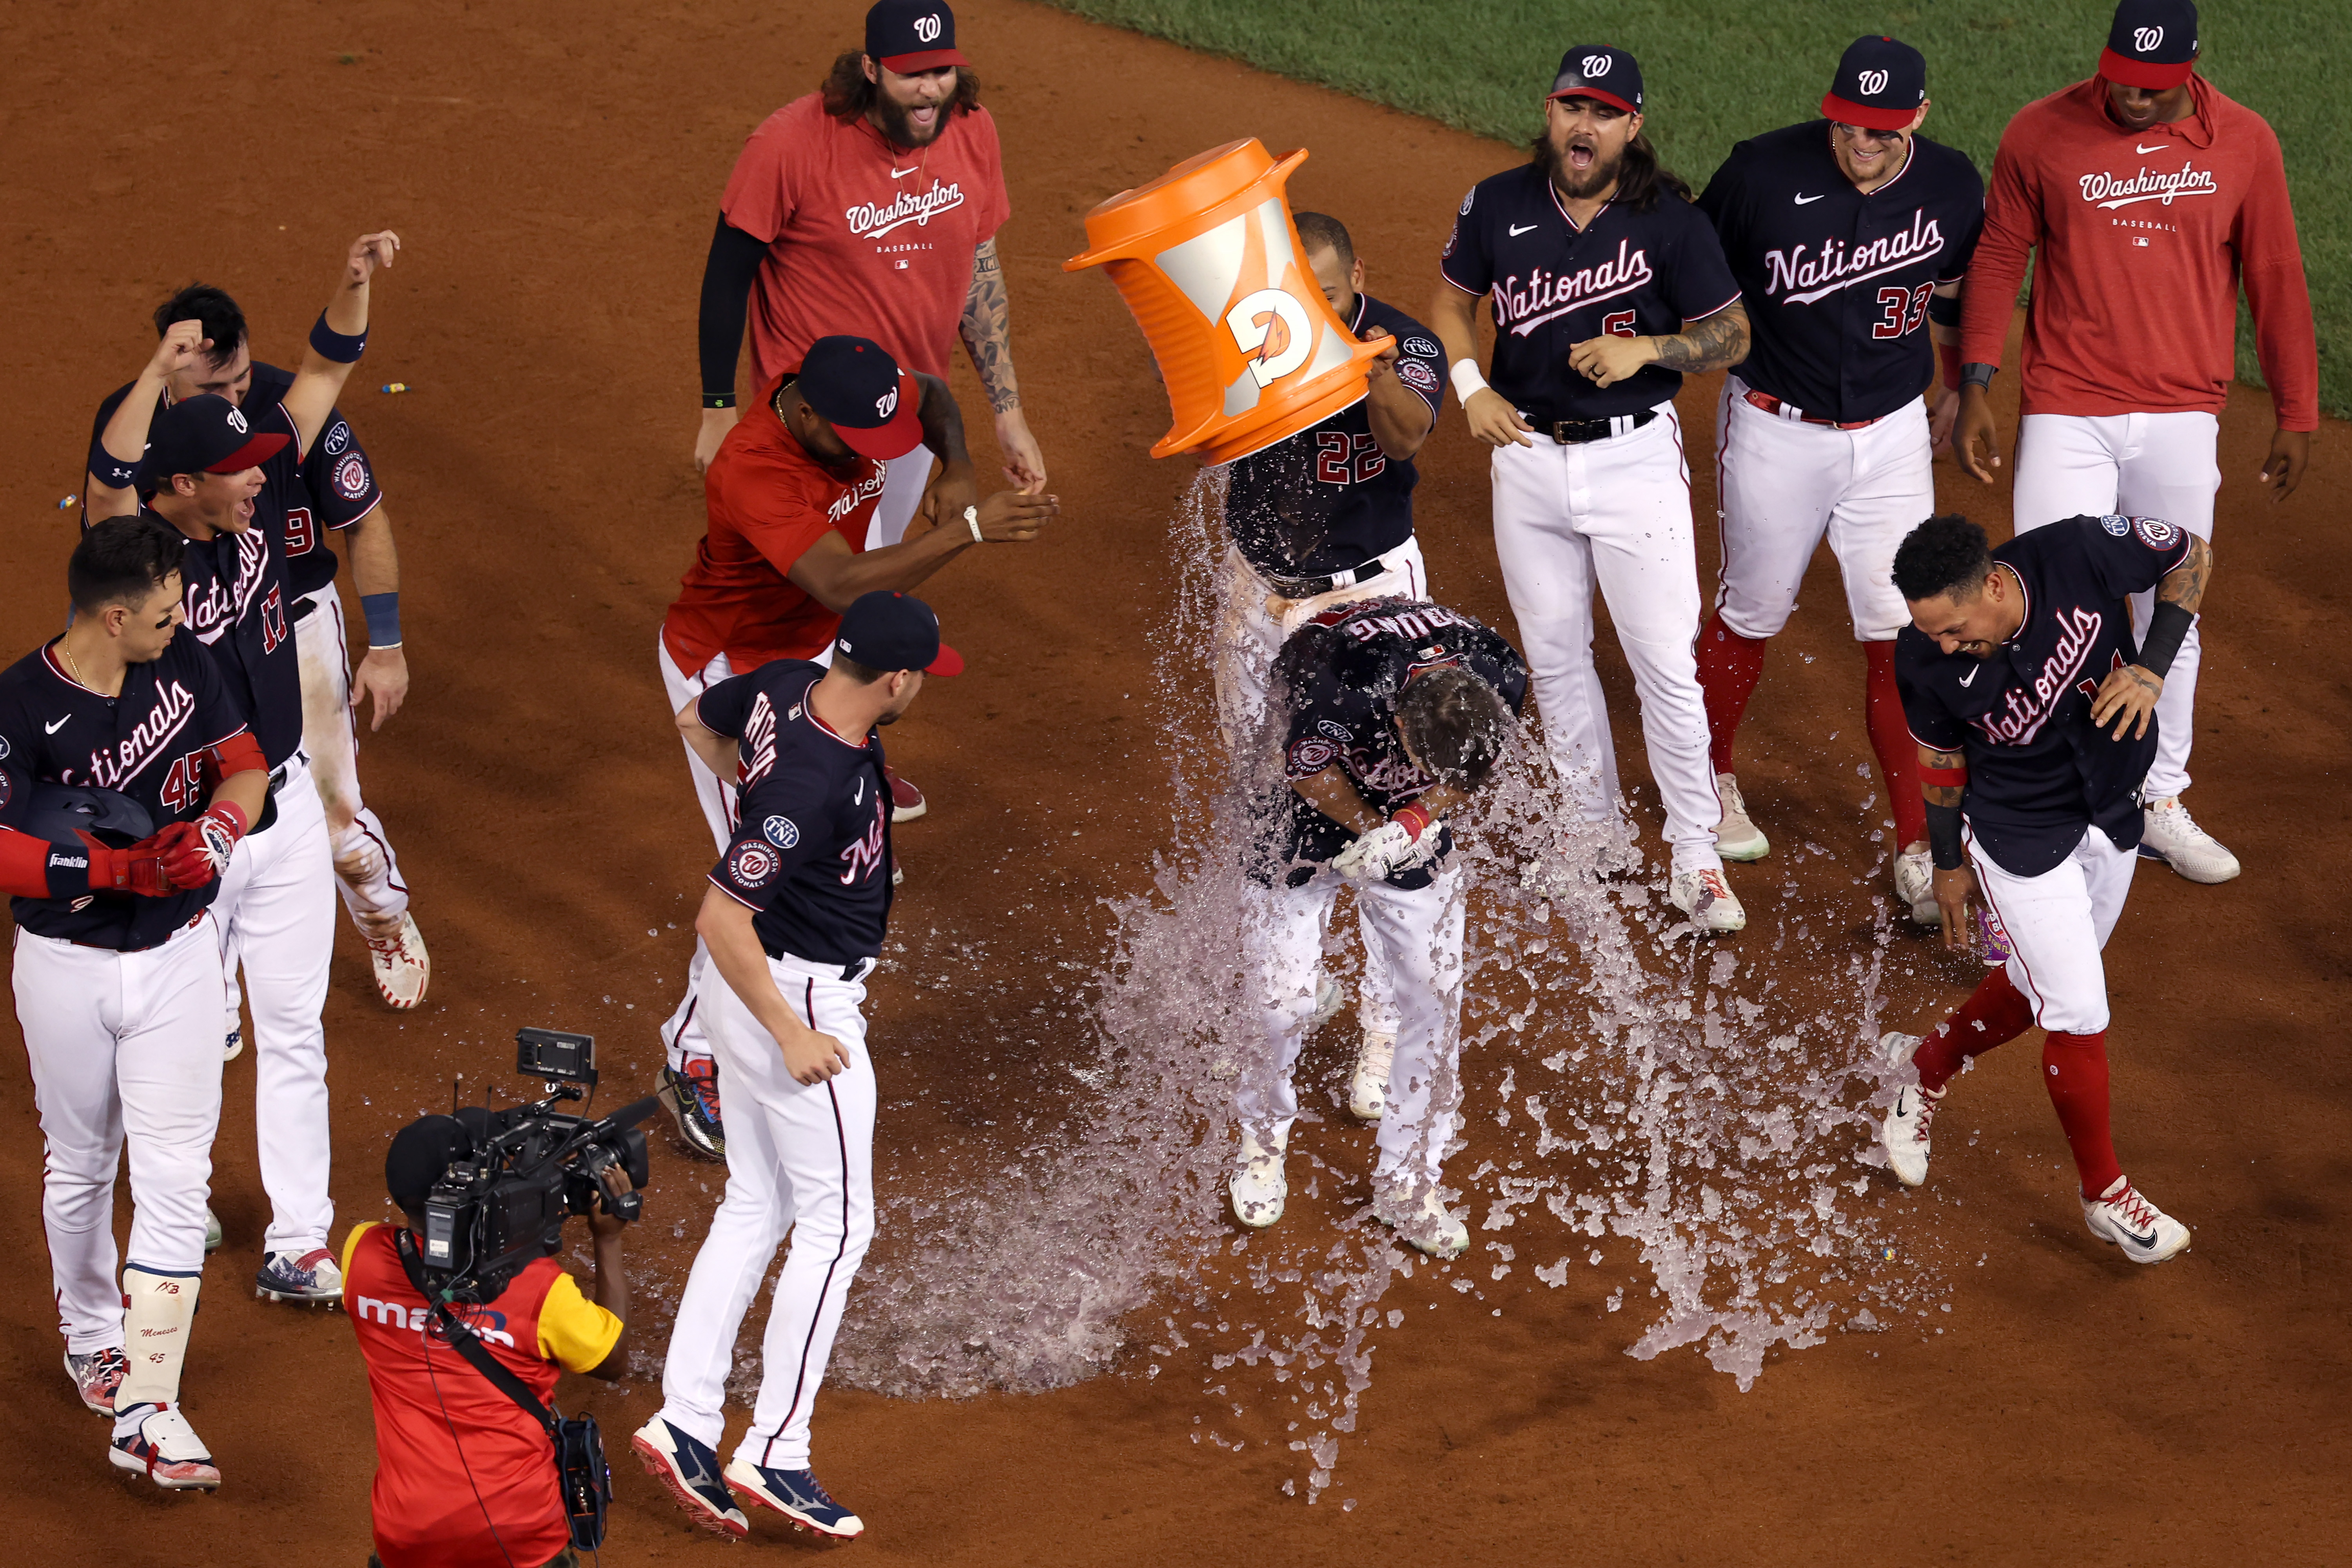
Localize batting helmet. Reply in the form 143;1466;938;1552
20;784;156;848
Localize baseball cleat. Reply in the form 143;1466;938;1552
723;1459;864;1540
1894;849;1940;927
1228;1130;1288;1229
1713;773;1770;861
886;766;926;824
65;1346;128;1416
367;912;432;1009
659;1057;726;1162
255;1247;343;1305
1372;1180;1469;1259
222;1026;242;1062
2082;1176;2191;1265
631;1417;750;1539
2138;799;2240;884
1309;972;1347;1030
1669;867;1747;933
1350;1029;1396;1121
205;1205;223;1253
109;1402;220;1491
1878;1032;1936;1187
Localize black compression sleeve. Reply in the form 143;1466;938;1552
1926;802;1965;872
2137;600;2195;677
699;215;768;407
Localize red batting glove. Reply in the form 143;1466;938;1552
157;802;249;890
78;831;174;898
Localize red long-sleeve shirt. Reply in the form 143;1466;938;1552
1959;74;2317;431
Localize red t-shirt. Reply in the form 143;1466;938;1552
662;377;886;678
1958;74;2317;430
721;92;1011;383
342;1223;622;1568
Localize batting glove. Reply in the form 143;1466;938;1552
156;802;249;891
1332;804;1440;882
78;832;174;898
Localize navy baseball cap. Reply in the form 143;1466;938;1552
1823;36;1928;131
795;336;924;462
867;0;967;73
1548;46;1642;116
2101;0;2198;90
835;591;962;677
146;393;287;481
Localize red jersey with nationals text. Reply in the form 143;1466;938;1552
663;377;886;679
1958;75;2316;430
722;93;1011;383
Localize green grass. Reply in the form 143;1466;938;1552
1044;0;2349;419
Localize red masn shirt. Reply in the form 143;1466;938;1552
663;377;886;679
1958;74;2317;430
722;93;1011;383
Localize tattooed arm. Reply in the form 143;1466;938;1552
1565;301;1751;389
957;239;1047;492
2092;532;2211;740
1918;743;1978;952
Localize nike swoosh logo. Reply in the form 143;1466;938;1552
1508;223;1539;236
891;165;919;179
854;778;865;805
2122;1224;2158;1248
1958;666;1978;687
1793;193;1825;205
44;716;69;733
2135;142;2167;154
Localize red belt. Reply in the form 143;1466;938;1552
1742;388;1882;431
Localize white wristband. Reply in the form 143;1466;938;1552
964;505;983;544
1449;359;1489;403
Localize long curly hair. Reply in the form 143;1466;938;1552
820;50;982;121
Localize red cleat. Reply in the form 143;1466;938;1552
885;766;926;824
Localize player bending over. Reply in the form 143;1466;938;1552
1229;597;1528;1259
1882;512;2208;1263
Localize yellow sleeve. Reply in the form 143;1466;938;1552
537;1270;625;1374
339;1221;380;1283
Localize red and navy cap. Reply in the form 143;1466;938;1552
867;0;967;73
835;590;962;677
2100;0;2198;90
795;336;924;462
1822;36;1928;132
146;393;288;481
1547;46;1642;116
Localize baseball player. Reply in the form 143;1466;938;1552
1215;209;1447;1110
634;591;960;1544
89;232;400;1307
2;517;270;1489
88;283;428;1015
1229;597;1528;1259
1953;0;2316;885
656;335;1053;1160
1882;512;2209;1264
1692;36;1985;927
1429;45;1755;933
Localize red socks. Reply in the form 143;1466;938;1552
1695;612;1768;774
1911;968;2036;1091
2042;1031;2123;1199
1864;640;1927;847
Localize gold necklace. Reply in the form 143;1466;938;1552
60;638;89;688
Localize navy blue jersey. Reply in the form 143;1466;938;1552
1221;293;1445;579
1267;598;1529;886
1897;515;2193;877
696;661;893;967
1440;163;1742;422
1698;123;1984;423
91;363;383;600
0;635;250;949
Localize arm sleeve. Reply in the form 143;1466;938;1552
1958;122;2040;366
188;641;250;748
1279;657;1371;782
2081;515;2194;599
711;756;835;906
1896;646;1969;753
1667;206;1744;322
2231;122;2319;432
1388;317;1446;419
1437;185;1493;296
693;670;758;740
700;216;770;404
1938;159;1988;283
297;413;384;528
535;1270;625;1374
969;108;1011;241
338;1221;379;1283
1693;143;1744;230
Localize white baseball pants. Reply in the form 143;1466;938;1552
295;588;413;938
1491;407;1723;873
2012;411;2220;801
1712;377;1927;642
863;447;940;551
656;950;876;1470
215;755;338;1254
14;913;224;1353
1968;823;2137;1036
657;635;740;1071
1234;865;1467;1185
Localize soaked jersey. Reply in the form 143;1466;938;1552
1440;162;1741;422
1698;123;1984;423
1269;598;1529;885
696;659;893;967
1897;515;2192;877
0;635;250;949
1221;292;1444;579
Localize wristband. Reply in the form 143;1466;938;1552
1449;360;1489;403
703;392;738;410
1925;292;1962;328
1919;758;1969;788
309;312;368;364
1392;802;1433;842
1937;341;1963;392
1925;801;1965;872
964;506;983;544
1960;362;1997;392
87;439;142;490
360;592;402;648
2137;599;2195;678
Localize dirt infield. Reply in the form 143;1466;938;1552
1;2;2344;1564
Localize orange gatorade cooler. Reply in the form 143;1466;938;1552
1066;138;1387;465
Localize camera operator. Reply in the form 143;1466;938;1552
344;1115;633;1568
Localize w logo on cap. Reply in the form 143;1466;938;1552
1858;68;1889;94
1581;53;1612;76
915;13;942;41
877;387;899;418
2133;25;2164;51
226;408;248;434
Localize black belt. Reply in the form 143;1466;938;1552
1544;409;1656;445
759;935;871;982
1259;555;1396;600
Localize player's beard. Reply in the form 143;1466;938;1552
1535;130;1625;202
873;86;951;149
